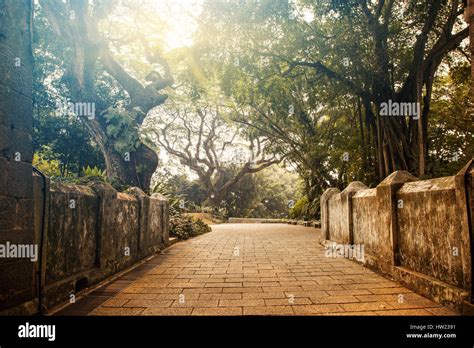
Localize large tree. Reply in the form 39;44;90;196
36;0;173;189
144;95;282;206
196;0;469;180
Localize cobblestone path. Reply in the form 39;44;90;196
57;224;457;316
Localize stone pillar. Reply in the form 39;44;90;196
455;160;474;292
151;193;170;246
127;187;150;258
375;171;418;267
90;182;118;270
0;0;36;315
320;188;340;241
340;182;368;244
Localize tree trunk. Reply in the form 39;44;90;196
468;1;474;104
417;67;426;176
39;0;170;191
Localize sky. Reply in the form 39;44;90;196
154;0;204;50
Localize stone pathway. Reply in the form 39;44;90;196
57;224;457;316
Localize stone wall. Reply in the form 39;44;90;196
40;182;169;311
1;174;169;314
0;0;37;315
321;161;474;310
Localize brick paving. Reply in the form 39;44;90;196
57;224;458;316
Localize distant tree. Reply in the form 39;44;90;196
145;95;283;207
241;165;301;219
153;165;300;219
153;174;207;210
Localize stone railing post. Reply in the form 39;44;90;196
320;188;340;241
455;160;474;300
376;171;418;267
340;182;368;244
126;187;150;258
90;182;118;270
151;194;169;246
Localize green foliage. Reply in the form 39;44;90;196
41;161;129;192
187;0;471;219
153;165;299;219
104;108;142;155
169;215;212;240
31;0;471;219
428;63;474;177
32;5;105;177
221;165;300;218
33;2;160;189
33;151;62;177
289;196;309;220
32;110;105;177
193;218;212;235
34;147;119;188
152;175;203;213
82;166;107;179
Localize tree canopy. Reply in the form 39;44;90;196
32;0;472;219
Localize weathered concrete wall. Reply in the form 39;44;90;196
320;188;339;240
397;177;466;289
327;182;368;245
40;182;169;311
0;0;37;315
328;196;345;243
352;189;387;266
46;183;99;285
150;193;169;252
321;161;474;310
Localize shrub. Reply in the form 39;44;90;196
170;215;194;240
33;153;62;177
170;214;211;240
82;165;107;179
193;218;212;234
289;195;309;220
